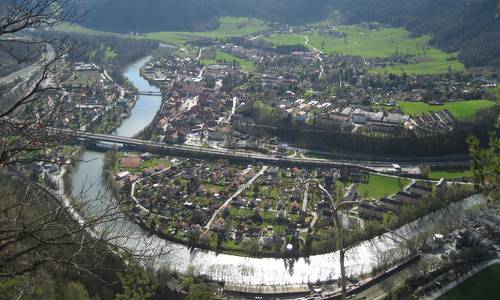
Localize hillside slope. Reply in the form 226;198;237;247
75;0;500;69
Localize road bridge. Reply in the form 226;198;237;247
136;91;162;96
54;128;470;172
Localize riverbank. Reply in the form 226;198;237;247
64;54;488;286
103;148;477;259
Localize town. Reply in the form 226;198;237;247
1;4;499;300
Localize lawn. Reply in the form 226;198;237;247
264;25;464;74
428;169;473;180
438;263;500;300
335;174;409;199
355;174;410;199
202;50;255;71
399;100;496;120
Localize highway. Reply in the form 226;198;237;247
0;38;55;86
54;128;470;172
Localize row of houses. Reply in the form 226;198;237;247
358;180;447;220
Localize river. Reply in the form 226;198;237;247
69;57;486;285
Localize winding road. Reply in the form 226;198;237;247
304;35;324;78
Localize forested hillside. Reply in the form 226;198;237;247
78;0;333;32
336;0;500;69
76;0;500;69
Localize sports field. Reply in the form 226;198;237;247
201;51;255;71
337;174;410;199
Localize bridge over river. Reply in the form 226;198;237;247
64;57;478;288
56;128;470;173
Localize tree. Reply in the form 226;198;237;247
241;238;260;256
253;182;259;197
305;179;369;300
116;268;157;300
187;287;214;300
468;121;500;206
0;0;164;286
0;0;74;166
64;282;92;300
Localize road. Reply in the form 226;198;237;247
205;166;268;230
304;35;324;54
55;129;397;171
196;47;206;61
0;39;55;85
53;128;471;172
226;96;238;123
355;265;420;300
304;36;325;78
302;181;310;212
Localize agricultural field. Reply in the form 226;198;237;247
54;17;267;46
147;17;266;45
265;25;464;74
263;34;306;47
371;50;463;75
53;23;129;37
438;263;500;300
399;100;496;120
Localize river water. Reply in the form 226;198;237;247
69;57;485;285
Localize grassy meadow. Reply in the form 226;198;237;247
337;174;410;199
265;25;464;74
427;169;473;180
399;100;496;120
55;17;267;46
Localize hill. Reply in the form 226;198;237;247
77;0;333;32
74;0;500;70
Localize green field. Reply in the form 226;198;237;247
356;174;410;199
265;26;464;74
202;50;255;71
399;100;496;120
103;46;117;61
428;169;473;180
373;50;463;75
438;263;500;300
53;23;128;37
264;34;306;47
147;17;266;45
55;17;267;46
337;174;410;199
